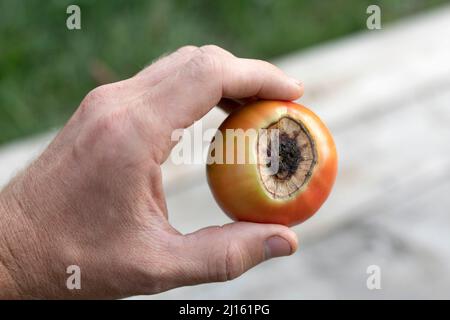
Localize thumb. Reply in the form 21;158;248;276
175;222;298;285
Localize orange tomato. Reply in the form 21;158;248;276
206;100;337;226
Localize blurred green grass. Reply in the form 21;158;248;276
0;0;448;145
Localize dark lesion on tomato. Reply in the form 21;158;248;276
258;116;317;199
266;132;302;180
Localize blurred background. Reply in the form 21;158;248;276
1;0;450;299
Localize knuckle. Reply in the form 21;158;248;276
74;109;130;162
78;84;113;117
200;44;234;58
255;59;281;73
133;234;184;294
84;84;112;105
186;50;219;79
200;44;225;55
176;45;198;54
220;241;244;282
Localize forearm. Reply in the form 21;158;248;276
0;171;70;300
0;188;22;299
0;250;21;299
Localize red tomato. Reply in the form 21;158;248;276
206;100;337;226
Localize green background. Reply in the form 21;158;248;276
0;0;447;145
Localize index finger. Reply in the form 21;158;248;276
149;47;304;130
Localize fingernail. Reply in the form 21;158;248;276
264;236;293;260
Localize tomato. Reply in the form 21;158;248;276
206;100;337;226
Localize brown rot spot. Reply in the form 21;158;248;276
266;132;302;180
258;116;317;199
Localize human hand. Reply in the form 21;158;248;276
0;45;303;299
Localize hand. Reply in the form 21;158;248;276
0;45;303;299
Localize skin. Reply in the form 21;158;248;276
207;101;338;226
0;45;303;299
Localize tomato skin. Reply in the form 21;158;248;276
207;100;338;226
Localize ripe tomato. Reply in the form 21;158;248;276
206;100;337;226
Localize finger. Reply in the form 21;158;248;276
134;45;199;84
196;44;235;58
217;98;244;114
221;58;303;100
135;45;233;83
151;52;304;130
217;97;258;114
171;222;298;286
